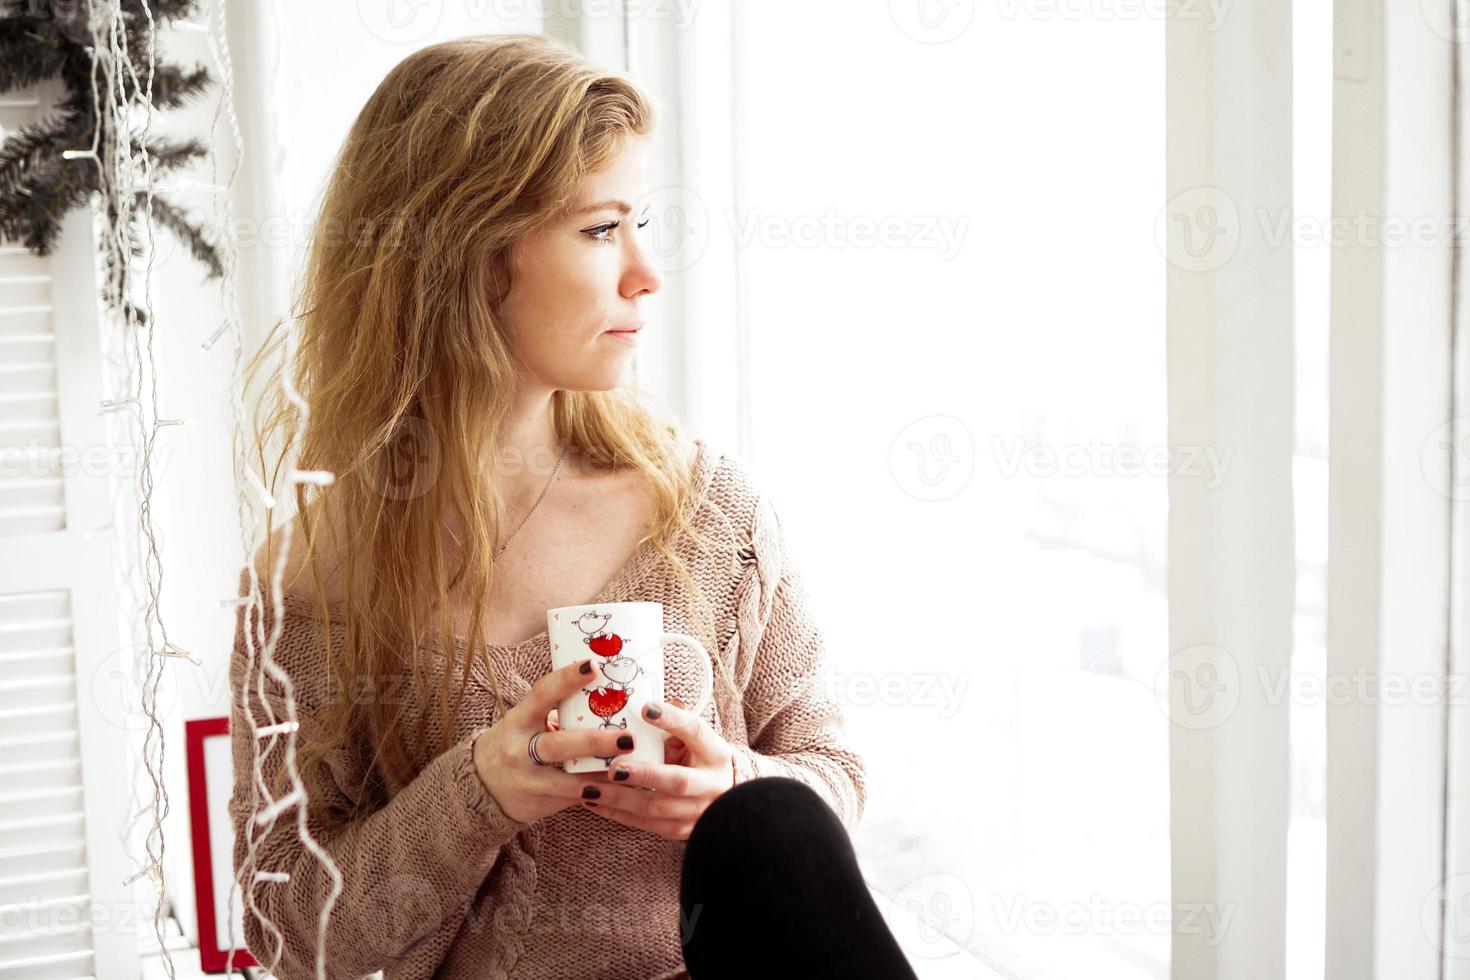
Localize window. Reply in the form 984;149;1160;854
732;5;1169;975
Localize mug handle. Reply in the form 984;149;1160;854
660;632;713;719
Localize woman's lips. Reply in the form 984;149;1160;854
604;328;642;344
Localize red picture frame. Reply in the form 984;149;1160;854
185;716;259;973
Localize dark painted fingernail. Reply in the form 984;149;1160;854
644;703;662;720
614;765;630;781
616;734;634;750
581;785;601;800
579;659;593;674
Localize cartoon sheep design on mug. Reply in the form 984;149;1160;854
574;610;645;733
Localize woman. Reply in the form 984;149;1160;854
229;33;916;979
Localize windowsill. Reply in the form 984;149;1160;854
140;882;1003;980
866;878;1008;980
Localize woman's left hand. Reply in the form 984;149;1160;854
577;696;735;840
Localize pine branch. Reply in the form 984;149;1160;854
0;0;224;296
0;30;69;90
2;155;67;253
124;297;152;331
141;191;223;278
150;0;203;20
121;0;197;22
147;63;211;109
0;116;69;192
141;135;207;173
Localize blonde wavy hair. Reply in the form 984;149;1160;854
242;34;722;831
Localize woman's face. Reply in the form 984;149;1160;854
498;135;663;391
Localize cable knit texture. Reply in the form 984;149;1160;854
227;438;867;979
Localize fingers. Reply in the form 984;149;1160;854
513;728;638;807
578;763;711;819
522;767;621;803
581;800;694;840
638;698;720;763
516;657;599;726
662;697;686;761
532;727;638;767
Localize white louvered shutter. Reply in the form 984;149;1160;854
0;81;140;980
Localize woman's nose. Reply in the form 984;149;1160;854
622;235;664;298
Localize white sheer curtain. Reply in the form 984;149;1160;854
1164;1;1296;975
648;4;1171;977
1325;0;1457;977
626;1;1466;977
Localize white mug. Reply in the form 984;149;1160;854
546;601;714;773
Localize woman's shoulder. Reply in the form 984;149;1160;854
693;438;760;507
703;439;784;512
688;439;789;563
238;502;357;612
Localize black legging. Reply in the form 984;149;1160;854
679;776;920;979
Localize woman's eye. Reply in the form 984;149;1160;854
586;214;651;243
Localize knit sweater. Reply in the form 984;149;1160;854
227;438;867;980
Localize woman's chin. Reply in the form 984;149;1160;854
561;366;632;393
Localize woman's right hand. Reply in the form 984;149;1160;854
471;657;636;824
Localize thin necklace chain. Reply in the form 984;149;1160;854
492;442;570;563
441;443;567;558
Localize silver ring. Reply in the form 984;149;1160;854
527;731;551;767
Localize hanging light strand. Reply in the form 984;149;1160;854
70;2;342;977
195;0;343;977
79;1;182;974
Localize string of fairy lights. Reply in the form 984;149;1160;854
76;0;341;975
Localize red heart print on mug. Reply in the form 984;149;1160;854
588;633;623;657
587;687;629;720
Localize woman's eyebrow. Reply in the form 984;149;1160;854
574;199;651;216
575;198;632;215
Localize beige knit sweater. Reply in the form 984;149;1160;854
227;439;867;979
